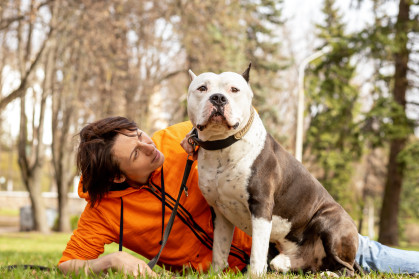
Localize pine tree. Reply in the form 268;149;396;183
304;0;362;211
362;0;416;246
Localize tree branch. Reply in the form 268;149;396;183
157;69;186;83
0;27;53;111
407;101;419;106
0;15;25;30
0;0;55;30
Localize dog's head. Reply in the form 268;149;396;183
187;64;253;141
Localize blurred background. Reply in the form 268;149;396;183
0;0;418;248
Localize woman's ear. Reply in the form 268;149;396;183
113;174;126;183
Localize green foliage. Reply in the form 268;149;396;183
0;151;24;191
52;215;79;232
70;215;80;230
398;139;419;220
174;0;287;140
362;97;414;148
305;0;362;211
240;0;288;140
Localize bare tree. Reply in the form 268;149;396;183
14;0;55;233
0;0;53;111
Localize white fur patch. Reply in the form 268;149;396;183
320;271;339;278
197;110;267;231
270;216;292;241
212;208;235;271
250;216;272;275
270;254;291;273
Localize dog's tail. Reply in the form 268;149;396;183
331;254;355;276
353;261;366;275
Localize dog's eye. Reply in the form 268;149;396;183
197;85;207;92
231;87;240;93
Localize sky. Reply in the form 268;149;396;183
282;0;398;60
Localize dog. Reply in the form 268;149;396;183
186;64;358;276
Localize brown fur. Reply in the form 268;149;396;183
247;134;358;275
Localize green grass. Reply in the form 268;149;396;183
0;208;19;216
0;232;417;278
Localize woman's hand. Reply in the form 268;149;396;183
58;251;156;277
112;251;156;277
180;130;198;160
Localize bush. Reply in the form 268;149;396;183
70;215;79;230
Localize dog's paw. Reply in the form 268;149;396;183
249;264;267;277
269;254;291;273
211;262;228;273
320;271;339;278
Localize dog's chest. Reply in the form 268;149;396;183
197;118;266;233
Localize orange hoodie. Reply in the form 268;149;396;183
59;121;252;272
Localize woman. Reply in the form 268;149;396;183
58;116;251;276
58;116;419;277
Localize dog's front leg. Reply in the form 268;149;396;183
250;215;272;275
212;207;235;272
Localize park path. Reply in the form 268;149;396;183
0;215;19;233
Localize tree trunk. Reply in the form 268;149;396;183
15;0;50;233
57;181;70;232
378;0;410;246
18;94;49;233
28;167;49;233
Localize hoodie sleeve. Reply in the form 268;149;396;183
58;203;117;265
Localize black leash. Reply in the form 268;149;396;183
3;265;51;271
119;197;124;252
147;157;194;269
160;168;165;245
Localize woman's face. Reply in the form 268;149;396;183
112;129;165;185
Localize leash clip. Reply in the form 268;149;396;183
183;186;189;197
187;128;198;150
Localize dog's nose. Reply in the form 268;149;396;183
209;93;228;106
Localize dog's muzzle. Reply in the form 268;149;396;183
209;93;228;107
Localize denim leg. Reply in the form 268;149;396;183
356;234;419;274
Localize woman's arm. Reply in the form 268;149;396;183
58;251;156;277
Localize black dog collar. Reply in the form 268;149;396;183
189;108;255;151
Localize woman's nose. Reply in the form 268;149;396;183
139;142;155;155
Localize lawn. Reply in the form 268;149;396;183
0;232;417;278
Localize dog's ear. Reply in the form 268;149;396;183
188;69;197;81
242;63;251;83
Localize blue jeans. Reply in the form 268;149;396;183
356;234;419;274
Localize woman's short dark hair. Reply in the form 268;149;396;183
77;116;138;207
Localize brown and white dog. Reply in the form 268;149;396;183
186;65;358;276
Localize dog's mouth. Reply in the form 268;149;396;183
197;109;239;131
210;110;225;121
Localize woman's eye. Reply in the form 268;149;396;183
231;87;239;93
197;85;207;92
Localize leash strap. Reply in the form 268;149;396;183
147;158;194;269
4;265;51;271
119;197;123;251
160;167;165;244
